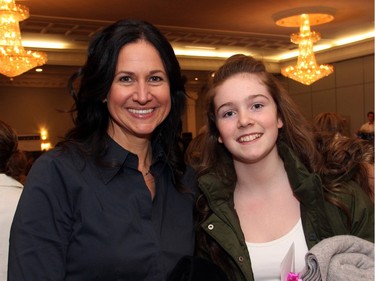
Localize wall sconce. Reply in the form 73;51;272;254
40;127;51;151
275;8;335;85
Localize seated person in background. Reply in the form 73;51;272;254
0;120;27;281
357;111;374;141
194;54;374;281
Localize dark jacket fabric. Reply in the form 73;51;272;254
167;256;229;281
196;142;374;281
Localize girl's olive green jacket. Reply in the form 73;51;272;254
196;142;374;281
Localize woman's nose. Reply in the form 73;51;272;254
132;82;152;104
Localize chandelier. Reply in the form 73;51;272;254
0;0;47;78
276;12;334;86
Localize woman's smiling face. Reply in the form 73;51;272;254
214;73;283;164
106;39;171;141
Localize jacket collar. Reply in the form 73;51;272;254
198;142;324;209
277;141;325;207
198;141;334;246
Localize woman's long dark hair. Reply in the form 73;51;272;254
62;19;187;188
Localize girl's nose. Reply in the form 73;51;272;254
237;111;254;128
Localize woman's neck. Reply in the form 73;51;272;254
107;127;152;170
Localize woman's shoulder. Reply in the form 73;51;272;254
30;144;87;173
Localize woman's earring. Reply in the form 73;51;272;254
102;98;107;103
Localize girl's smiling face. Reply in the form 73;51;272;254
214;73;283;164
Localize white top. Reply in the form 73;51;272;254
360;122;374;133
246;218;308;281
0;174;23;281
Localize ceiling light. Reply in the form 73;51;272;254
0;0;47;78
275;10;334;85
22;40;70;49
184;45;217;50
173;48;251;58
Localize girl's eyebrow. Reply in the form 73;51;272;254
216;94;269;111
216;101;235;114
246;94;270;101
215;92;272;114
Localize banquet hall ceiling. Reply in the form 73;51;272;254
1;0;374;87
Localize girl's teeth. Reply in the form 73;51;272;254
239;134;261;142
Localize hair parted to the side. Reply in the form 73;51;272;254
63;19;187;188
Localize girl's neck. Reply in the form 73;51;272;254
234;150;285;194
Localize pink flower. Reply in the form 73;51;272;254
287;272;302;281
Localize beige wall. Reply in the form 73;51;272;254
285;54;374;136
0;87;74;149
0;54;373;150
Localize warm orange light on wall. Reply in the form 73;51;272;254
40;128;48;141
39;127;51;150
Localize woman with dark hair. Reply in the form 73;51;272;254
0;120;27;281
8;19;195;281
194;55;374;281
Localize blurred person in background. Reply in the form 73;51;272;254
315;132;374;203
312;112;348;138
357;111;374;141
313;112;374;202
0;120;27;281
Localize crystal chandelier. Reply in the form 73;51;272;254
0;0;47;78
277;12;334;86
